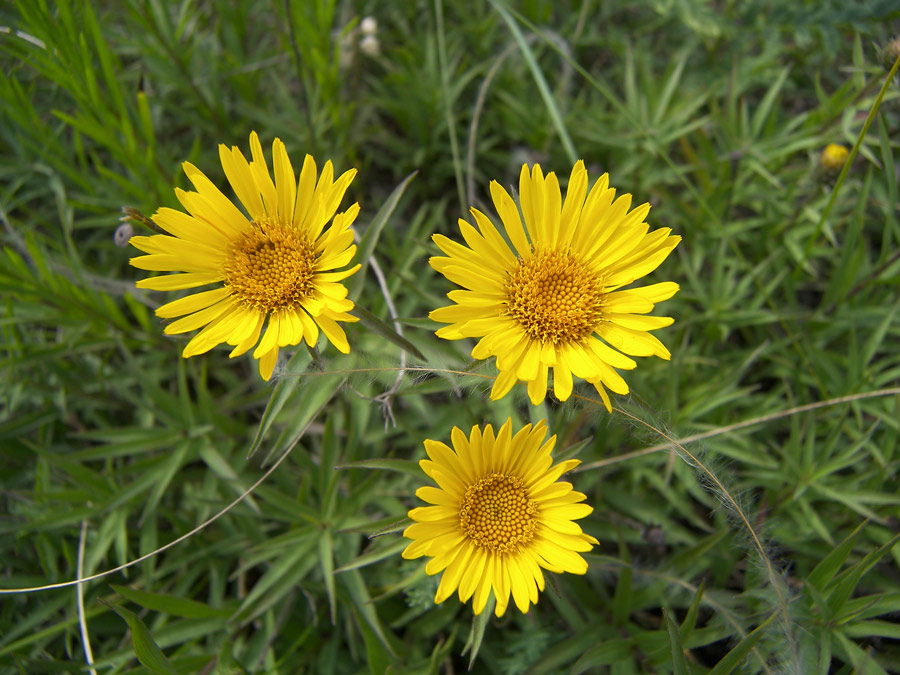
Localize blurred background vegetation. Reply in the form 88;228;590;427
2;0;900;672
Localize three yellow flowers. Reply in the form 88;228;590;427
130;132;680;617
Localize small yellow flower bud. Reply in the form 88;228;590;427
820;143;849;173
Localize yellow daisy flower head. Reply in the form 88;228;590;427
429;161;681;410
402;418;598;617
130;132;361;380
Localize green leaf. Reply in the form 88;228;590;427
246;348;312;458
833;630;890;675
353;304;426;360
844;620;900;640
680;579;706;644
110;585;231;619
342;569;398;658
807;520;867;590
707;612;777;675
319;529;337;625
612;527;632;626
104;602;178;675
664;609;690;675
461;595;494;670
256;367;348;467
572;639;633;674
336;458;423;478
351;170;418;298
829;532;900;616
352;603;395;675
334;539;409;573
233;533;318;623
488;1;577;163
750;66;791;138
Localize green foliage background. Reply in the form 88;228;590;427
2;0;900;672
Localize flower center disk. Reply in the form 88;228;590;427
223;220;317;313
504;249;605;345
459;473;538;554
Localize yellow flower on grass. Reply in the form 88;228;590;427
130;132;360;380
402;418;598;617
429;161;681;410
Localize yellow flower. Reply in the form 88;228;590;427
820;143;849;173
130;132;360;380
402;418;598;617
429;162;680;410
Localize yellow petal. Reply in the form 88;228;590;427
541;170;561;247
489;181;531;258
557;160;587;247
258;346;279;380
309;168;357;241
507;556;532;614
467;211;516;267
137;272;223;291
253;314;280;359
296;308;319;348
290;155;316;227
156;287;232;319
606;313;674;331
459;548;487;602
229;310;265;357
553;362;573;401
219;143;264;221
163;297;237;335
415;485;457;507
533;539;589;574
182;305;248;357
151;207;231;248
491;366;519;401
272;138;296;224
526;364;549;405
492;558;510;617
181;163;249;238
434;543;474;603
315;315;350;354
597;323;671;359
248;131;278;218
472;555;494;615
409;506;457;523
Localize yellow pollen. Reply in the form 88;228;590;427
504;249;605;344
459;473;538;555
223;220;317;313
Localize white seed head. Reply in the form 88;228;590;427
359;34;380;57
360;16;378;36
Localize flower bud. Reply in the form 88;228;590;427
820;143;849;173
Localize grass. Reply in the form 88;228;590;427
2;0;900;672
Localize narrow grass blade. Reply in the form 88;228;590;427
488;0;577;163
110;585;231;619
663;609;690;675
247;349;311;458
336;458;422;478
707;612;777;675
319;529;337;625
461;594;494;670
351;171;417;298
807;520;866;590
104;602;178;675
353;305;426;360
